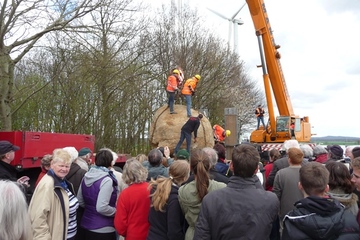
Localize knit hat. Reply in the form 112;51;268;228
0;141;20;155
327;145;343;158
78;147;91;157
176;149;189;160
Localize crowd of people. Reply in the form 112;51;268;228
2;137;360;239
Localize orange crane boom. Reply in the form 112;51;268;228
247;0;312;144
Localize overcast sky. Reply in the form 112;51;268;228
151;0;360;138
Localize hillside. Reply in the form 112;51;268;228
311;136;360;145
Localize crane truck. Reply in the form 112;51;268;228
246;0;312;152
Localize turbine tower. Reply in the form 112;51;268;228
207;3;246;55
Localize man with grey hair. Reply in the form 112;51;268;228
203;147;218;167
345;146;355;162
183;147;229;185
143;148;173;181
75;147;92;171
267;140;300;187
300;144;313;162
198;147;229;184
185;147;229;184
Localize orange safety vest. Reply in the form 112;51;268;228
166;74;179;92
181;77;198;95
213;124;225;142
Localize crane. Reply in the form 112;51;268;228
246;0;312;146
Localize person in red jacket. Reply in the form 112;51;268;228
114;158;150;240
264;149;280;191
35;154;52;187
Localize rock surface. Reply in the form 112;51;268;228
149;105;214;154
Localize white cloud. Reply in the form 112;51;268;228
151;0;360;137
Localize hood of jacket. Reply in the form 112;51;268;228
328;190;359;215
83;166;110;186
147;165;168;180
285;196;345;239
328;189;358;206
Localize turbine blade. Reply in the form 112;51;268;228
231;2;247;20
207;7;230;21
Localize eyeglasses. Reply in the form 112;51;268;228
352;172;360;179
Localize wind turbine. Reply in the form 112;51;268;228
207;3;246;55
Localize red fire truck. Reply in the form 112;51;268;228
0;131;95;188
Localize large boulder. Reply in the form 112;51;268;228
149;105;214;154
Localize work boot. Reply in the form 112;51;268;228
170;112;177;114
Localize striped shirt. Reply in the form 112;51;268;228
67;189;79;239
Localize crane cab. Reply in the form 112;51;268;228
251;116;311;143
275;116;311;142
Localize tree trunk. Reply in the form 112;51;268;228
0;52;13;130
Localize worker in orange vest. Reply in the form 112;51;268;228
255;104;266;130
213;124;231;143
181;74;201;117
166;69;182;114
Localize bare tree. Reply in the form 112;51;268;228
9;1;265;153
0;0;103;130
149;3;264;137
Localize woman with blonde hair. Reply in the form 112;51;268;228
29;148;79;240
114;158;150;240
147;160;190;240
178;149;226;240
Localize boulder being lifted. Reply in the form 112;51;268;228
149;105;214;154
